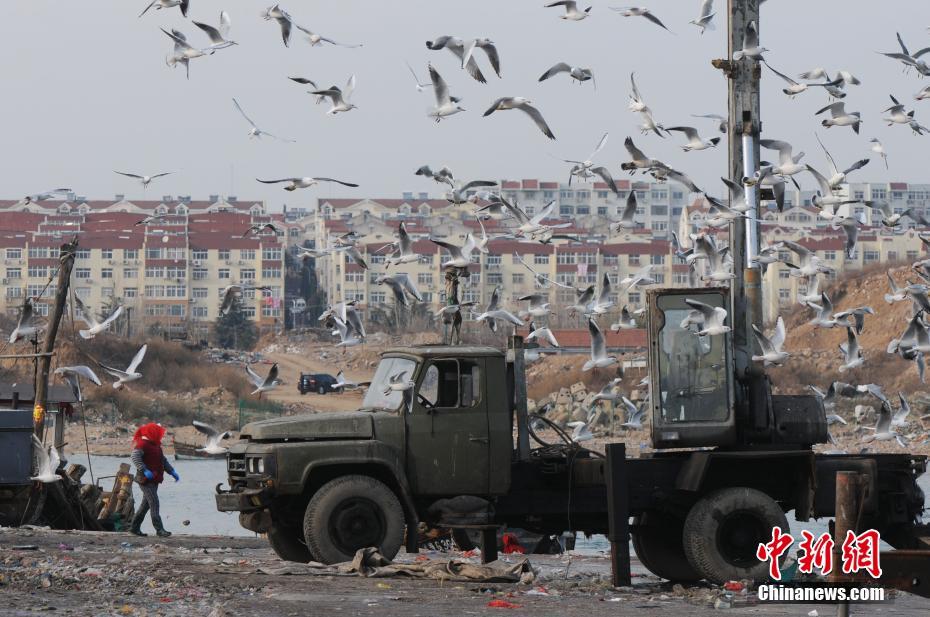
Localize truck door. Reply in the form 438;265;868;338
406;357;490;495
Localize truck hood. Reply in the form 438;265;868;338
242;411;373;441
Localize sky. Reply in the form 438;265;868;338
1;1;928;212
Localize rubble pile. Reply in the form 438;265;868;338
529;381;647;438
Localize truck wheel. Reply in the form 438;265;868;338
317;385;326;395
304;475;405;564
631;511;701;582
683;487;789;584
267;524;314;563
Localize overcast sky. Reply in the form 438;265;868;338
1;1;928;211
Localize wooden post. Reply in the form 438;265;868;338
832;471;861;617
510;335;531;461
34;239;78;447
606;443;631;587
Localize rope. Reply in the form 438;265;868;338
67;285;95;486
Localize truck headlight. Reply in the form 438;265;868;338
257;459;265;474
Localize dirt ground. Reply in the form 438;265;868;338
1;527;927;617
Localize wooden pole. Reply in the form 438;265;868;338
606;443;631;587
34;239;78;448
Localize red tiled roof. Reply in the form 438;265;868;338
501;181;521;189
890;182;908;191
521;179;538;190
540;182;559;189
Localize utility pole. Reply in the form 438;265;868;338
715;0;763;382
34;239;78;450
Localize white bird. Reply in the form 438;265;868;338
232;98;294;142
610;306;638;331
262;4;295;47
114;170;172;188
427;64;466;122
583;318;618;371
484;97;555;140
74;296;123;339
862;401;908;448
193;420;231;455
101;344;148;390
310;75;358;115
539;63;595;86
892;393;911;429
620;397;647;429
760;139;806;177
815;133;869;189
683;299;730;336
415;164;455;187
690;0;716;34
591;377;623;403
619;264;656;290
807;292;851;329
566;421;594;442
610;191;640;232
885;272;908;304
884;95;915;126
764;62;837;97
256;176;358;191
331;371;370;392
332;316;364;349
562;133;609;183
295;24;362;48
545;1;592;21
460;38;502;78
816;102;861;134
610;6;671;32
139;0;189;18
589;272;615;315
405;61;432;92
666;126;721;151
513;252;573;290
385;222;420;267
752;316;789;366
431;234;478;268
518;293;552;319
376;273;423;307
525;324;560;348
162;28;209;80
732;20;767;60
9;298;41;344
692;113;727;134
424;36;492;83
30;436;61;484
917;85;930;101
838;327;864;373
798;68;861;87
805;165;857;212
193;11;237;50
383;371;415;395
869;138;889;169
54;366;101;402
246;363;279;397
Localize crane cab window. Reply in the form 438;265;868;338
419;360;481;409
656;296;730;423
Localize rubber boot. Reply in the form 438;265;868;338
153;515;172;538
129;510;147;537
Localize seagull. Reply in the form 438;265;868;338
692;113;727;134
610;7;671;32
23;188;71;204
610;191;640;232
310;75;358;114
816;102;861;134
242;222;281;237
74;296;123;339
246;363;279;397
808;292;852;329
518;293;553;319
383;371;415;395
588;272;615;315
30;436;61;484
752;316;789;366
331;371;370;392
815;133;869;189
620;396;647;429
917;85;930;101
620;137;662;173
764;62;837;97
583;318;618;371
838;327;864;372
805;165;858;213
446;179;498;204
798;68;861;88
332;316;364;349
868;201;929;228
262;4;295;47
192;420;231;455
689;0;716;34
232;98;294;142
566;421;594;442
591;378;623;404
545;1;592;21
886;272;909;304
101;344;148;390
484;97;555;140
139;0;189;18
193;11;237;50
383;222;420;267
683;299;730;336
892;393;911;429
54;366;102;402
319;301;366;339
666;126;721;151
460;38;502;78
295;24;362;48
884;95;914;125
425;36;489;83
619;264;656;290
162;28;209;79
256;176;358;191
880;32;930;77
562;133;609;183
732;20;766;60
567;285;596;317
431;234;478;268
628;72;651;113
538;63;595;87
114;170;172;188
760;139;806;177
376;273;423;307
476;306;524;329
513;252;573;290
869;138;889;169
610;306;638;331
9;298;42;344
862;401;908;448
427;64;466;122
405;61;432;92
525;323;560;348
415;165;455;187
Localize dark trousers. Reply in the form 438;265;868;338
132;482;164;530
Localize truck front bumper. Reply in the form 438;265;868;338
215;487;272;513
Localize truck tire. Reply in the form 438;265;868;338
317;385;326;395
267;524;314;563
631;511;701;582
303;475;405;564
682;487;789;584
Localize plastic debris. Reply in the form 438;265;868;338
714;593;732;609
723;580;743;592
376;582;392;589
487;599;523;609
808;611;819;617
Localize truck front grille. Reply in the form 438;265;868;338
228;454;246;480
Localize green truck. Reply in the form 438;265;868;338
216;286;928;583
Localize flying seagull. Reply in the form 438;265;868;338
539;63;595;87
405;61;432;92
232;98;295;142
54;366;102;402
256;177;358;191
101;344;148;390
310;75;358;114
162;28;209;80
583;318;618;371
484;97;556;139
295;24;362;48
246;363;279;397
30;436;61;484
690;0;716;34
732;20;767;60
545;1;592;21
193;11;237;50
74;296;123;339
262;4;295;47
610;7;672;32
192;420;231;454
114;170;172;188
752;316;789;366
139;0;189;18
9;298;42;344
428;64;466;122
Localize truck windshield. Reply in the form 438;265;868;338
361;357;418;412
656;298;729;423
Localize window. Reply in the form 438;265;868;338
262;306;282;318
6;248;22;259
597;206;608;216
823;251;837;261
101;268;113;279
218;268;230;279
123;268;138;278
6;287;23;298
193;287;209;299
123;287;137;298
124;249;138;260
192;306;209;319
145;266;165;278
192;268;208;280
241;268;256;280
628;292;641;305
145;285;164;298
534;255;548;265
345;271;364;283
73;268;90;279
486;255;502;266
262;247;282;261
512;273;525;285
597;191;609;200
779;288;790;301
650;254;665;265
101;286;114;297
145;247;163;259
262;268;282;278
863;250;879;263
192;249;208;261
779;269;790;279
28;247;49;259
417;273;433;286
6;268;21;279
629;254;640;266
418;360;480;408
370;291;386;304
559;205;574;216
218;249;231;261
101;249;113;260
487;273;503;285
75;248;91;259
166;247;184;260
240;249;256;261
576;205;590;215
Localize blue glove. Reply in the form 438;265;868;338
169;470;180;482
143;469;154;481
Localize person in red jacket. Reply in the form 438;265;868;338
129;423;179;537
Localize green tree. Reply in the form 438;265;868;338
213;296;258;350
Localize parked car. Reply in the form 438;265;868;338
298;373;337;395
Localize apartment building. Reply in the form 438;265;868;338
0;198;286;335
